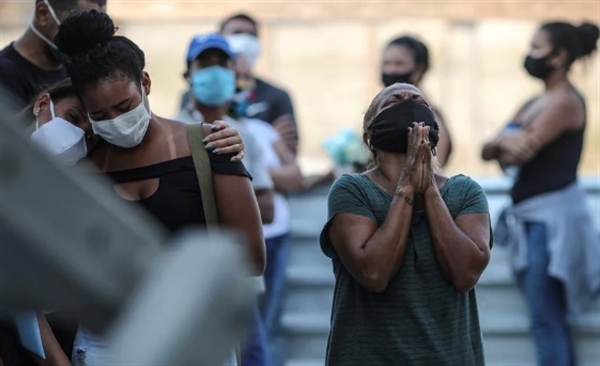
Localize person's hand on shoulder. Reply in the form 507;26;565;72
202;120;246;161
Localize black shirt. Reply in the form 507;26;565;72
511;95;586;204
106;154;249;234
0;43;67;112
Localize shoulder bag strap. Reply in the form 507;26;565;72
186;123;220;231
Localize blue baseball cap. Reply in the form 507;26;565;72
186;33;234;63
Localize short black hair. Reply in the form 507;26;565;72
386;36;430;75
54;10;145;94
37;0;107;14
541;21;599;67
219;13;259;36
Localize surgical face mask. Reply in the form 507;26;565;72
369;99;439;153
524;53;555;80
381;71;414;87
191;66;236;107
29;0;68;64
31;100;87;166
89;84;151;148
225;33;261;68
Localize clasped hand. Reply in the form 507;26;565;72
400;122;437;195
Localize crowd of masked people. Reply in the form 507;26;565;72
1;1;599;366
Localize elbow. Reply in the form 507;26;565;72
360;272;390;294
262;209;274;224
276;168;305;193
451;253;490;293
452;274;479;293
260;199;275;224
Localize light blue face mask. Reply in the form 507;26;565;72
191;66;236;107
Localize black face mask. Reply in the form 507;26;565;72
524;54;554;80
369;99;439;153
381;71;413;87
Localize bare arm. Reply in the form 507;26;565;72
423;189;491;293
509;94;584;164
269;139;304;192
214;173;266;275
34;313;71;366
329;185;415;293
255;188;275;224
481;96;545;162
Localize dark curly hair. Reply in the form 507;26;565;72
54;10;145;94
541;21;599;67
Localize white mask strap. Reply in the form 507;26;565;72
29;23;58;49
49;99;57;119
43;0;61;26
35;98;56;130
29;0;61;49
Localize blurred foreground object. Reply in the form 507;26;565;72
0;85;253;365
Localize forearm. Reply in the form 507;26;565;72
35;313;71;366
481;138;502;161
423;189;488;292
255;189;275;224
269;165;303;192
359;185;414;290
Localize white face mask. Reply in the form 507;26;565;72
89;84;151;148
29;0;61;50
31;100;88;166
225;34;261;68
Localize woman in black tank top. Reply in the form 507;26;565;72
482;21;599;366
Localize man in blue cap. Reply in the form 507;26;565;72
175;33;272;366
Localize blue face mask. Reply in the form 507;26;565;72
191;66;236;107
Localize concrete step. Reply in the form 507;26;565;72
282;312;600;364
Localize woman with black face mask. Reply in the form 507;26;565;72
320;82;492;366
482;22;600;366
380;36;453;167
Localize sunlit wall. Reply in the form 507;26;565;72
1;1;598;177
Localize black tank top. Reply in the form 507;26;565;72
511;94;586;204
105;154;249;234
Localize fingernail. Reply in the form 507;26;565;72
205;142;214;149
213;148;221;154
202;137;210;143
231;157;240;162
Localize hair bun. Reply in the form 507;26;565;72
55;10;117;57
578;22;599;58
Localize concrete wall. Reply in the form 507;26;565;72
1;2;598;176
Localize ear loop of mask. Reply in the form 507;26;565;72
35;98;57;130
29;0;61;49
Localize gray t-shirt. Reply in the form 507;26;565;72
320;174;491;366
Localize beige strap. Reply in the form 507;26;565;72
186;123;219;231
